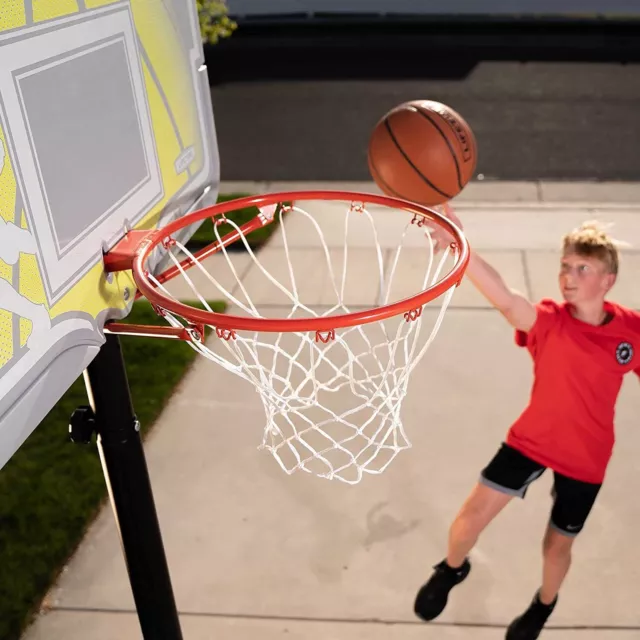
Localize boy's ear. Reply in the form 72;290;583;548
604;272;617;291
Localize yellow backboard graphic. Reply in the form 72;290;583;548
0;0;220;469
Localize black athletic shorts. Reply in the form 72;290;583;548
480;443;602;537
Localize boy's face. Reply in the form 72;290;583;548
559;251;616;304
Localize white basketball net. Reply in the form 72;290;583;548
148;198;462;484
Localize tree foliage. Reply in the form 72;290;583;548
197;0;237;44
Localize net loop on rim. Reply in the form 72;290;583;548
133;192;468;484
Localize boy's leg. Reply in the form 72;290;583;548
446;481;513;568
414;443;545;622
541;473;601;602
539;526;575;605
506;472;601;639
448;443;546;562
451;442;547;565
413;482;509;622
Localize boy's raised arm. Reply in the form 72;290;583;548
431;204;537;333
465;251;537;332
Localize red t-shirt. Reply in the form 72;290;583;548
507;298;640;484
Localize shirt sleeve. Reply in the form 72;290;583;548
629;309;640;378
514;299;561;357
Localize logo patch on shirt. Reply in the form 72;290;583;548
616;342;634;365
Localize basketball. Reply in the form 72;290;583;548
368;100;478;206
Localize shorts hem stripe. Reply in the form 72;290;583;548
479;475;525;498
549;519;581;538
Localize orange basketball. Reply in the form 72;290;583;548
368;100;478;206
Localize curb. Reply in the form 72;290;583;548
218;180;640;208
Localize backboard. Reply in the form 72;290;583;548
0;0;220;470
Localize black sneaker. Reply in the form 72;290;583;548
506;591;557;639
414;558;471;621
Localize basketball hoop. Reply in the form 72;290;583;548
104;190;469;484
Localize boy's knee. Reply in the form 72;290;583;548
543;528;574;560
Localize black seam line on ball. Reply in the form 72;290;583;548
411;105;464;191
368;157;406;199
383;119;454;200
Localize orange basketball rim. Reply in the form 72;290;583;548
102;190;470;484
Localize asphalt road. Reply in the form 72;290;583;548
209;48;640;182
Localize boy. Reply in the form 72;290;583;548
414;205;640;639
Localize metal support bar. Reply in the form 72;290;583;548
104;322;195;341
84;334;183;640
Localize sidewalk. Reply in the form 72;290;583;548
22;181;640;639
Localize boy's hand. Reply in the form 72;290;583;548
426;202;463;253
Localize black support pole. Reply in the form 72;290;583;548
84;333;183;639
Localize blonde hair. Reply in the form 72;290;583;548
562;220;622;275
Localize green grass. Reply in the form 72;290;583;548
0;299;225;640
187;192;289;250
